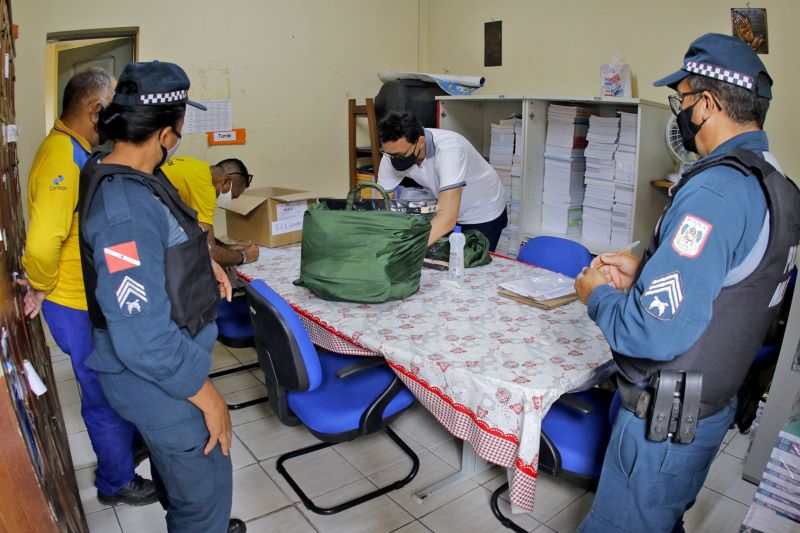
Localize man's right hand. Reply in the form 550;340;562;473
590;252;641;290
187;379;233;456
16;278;46;318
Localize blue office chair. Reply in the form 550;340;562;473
491;236;613;532
244;279;420;515
516;236;594;278
210;291;267;410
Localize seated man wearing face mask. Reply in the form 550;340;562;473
161;156;259;266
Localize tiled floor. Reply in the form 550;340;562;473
57;343;756;533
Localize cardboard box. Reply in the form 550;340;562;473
223;187;317;247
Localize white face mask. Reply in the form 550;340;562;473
165;137;182;162
217;183;233;209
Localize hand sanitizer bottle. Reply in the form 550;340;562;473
448;226;465;285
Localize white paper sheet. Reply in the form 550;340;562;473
499;271;576;301
183;99;232;134
276;201;308;221
271;217;304;236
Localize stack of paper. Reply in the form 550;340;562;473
742;400;800;532
491;118;523;257
582;115;620;247
512;119;524;177
541;104;591;235
610;111;638;247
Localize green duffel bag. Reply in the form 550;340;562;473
426;229;492;268
294;183;432;303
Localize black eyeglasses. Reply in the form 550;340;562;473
227;172;253;187
668;90;724;116
668;90;704;115
379;142;418;160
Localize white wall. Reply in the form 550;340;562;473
14;0;424;206
425;0;800;179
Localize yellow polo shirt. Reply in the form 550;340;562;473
161;156;216;225
22;119;91;310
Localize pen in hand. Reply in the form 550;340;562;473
615;240;641;256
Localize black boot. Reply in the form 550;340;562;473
97;474;158;506
227;518;247;533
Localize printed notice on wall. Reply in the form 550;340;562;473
183;99;233;134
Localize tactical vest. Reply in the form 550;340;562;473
78;154;218;337
614;149;800;414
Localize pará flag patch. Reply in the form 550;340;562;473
641;272;684;320
104;241;141;273
672;214;712;258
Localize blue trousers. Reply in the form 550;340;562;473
41;300;136;496
97;366;232;533
578;398;736;533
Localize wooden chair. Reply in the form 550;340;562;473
347;98;381;188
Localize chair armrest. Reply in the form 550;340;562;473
555;394;594;415
335;358;387;378
360;376;405;433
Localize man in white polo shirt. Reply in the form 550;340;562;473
377;112;508;250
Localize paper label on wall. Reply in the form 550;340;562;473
272;217;304;235
183;99;232;134
276;201;308;221
4;53;9;79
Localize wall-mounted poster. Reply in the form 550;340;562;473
731;8;768;54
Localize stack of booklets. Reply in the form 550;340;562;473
541;104;590;235
582;115;620;246
494;117;523;257
611;111;638;248
742;398;800;532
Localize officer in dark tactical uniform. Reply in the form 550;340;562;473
574;34;800;532
77;60;246;533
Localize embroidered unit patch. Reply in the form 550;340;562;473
641;272;684;320
672;214;712;258
116;276;148;316
104;241;141;273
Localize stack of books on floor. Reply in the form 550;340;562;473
582;115;620;247
541;104;590;235
492;118;522;256
611;111;638;248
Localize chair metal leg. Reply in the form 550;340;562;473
208;363;268;410
276;427;420;515
490;482;528;533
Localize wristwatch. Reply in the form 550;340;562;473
238;250;246;265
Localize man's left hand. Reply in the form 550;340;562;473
574;267;610;305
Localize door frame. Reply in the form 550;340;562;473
44;27;138;132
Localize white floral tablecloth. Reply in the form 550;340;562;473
239;244;612;511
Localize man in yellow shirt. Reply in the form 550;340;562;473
162;156;259;266
21;69;157;506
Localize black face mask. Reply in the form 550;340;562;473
676;99;708;154
390;143;420;171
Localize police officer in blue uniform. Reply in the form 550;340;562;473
574;34;800;532
77;61;246;533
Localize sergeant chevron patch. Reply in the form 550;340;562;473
641;272;684;320
116;276;148;317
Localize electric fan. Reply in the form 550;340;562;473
665;114;699;183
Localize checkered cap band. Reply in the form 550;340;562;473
685;61;753;90
139;90;188;105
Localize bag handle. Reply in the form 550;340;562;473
346;183;392;211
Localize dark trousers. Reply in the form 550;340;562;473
578;398;736;532
97;366;233;533
459;208;508;252
41;300;136;495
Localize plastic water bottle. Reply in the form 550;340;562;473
448;226;465;285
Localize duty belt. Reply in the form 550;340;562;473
617;372;721;444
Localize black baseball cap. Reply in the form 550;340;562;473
654;33;772;100
111;60;207;110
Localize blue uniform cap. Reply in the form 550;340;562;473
653;33;772;100
111;60;207;110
